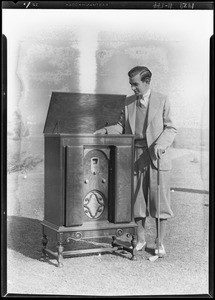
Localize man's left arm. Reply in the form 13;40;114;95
154;97;177;159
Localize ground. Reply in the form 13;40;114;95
5;147;210;296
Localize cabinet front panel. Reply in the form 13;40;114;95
114;146;133;223
65;146;84;226
64;140;134;227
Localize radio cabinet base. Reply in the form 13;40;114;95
41;220;138;267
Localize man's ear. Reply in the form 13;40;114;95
145;78;151;84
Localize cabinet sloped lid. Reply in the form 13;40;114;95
43;92;126;134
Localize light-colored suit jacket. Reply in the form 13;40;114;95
105;90;177;171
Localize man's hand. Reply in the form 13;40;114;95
154;144;166;159
93;128;107;135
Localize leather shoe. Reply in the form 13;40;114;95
155;244;166;257
136;241;147;251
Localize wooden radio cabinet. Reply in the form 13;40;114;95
41;92;137;267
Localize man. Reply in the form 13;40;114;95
94;66;177;256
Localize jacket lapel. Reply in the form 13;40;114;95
147;90;162;127
127;96;137;134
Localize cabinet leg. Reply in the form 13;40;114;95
131;235;137;261
41;234;49;260
57;242;64;268
111;235;116;247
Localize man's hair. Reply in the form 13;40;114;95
128;66;152;83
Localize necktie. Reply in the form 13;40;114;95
140;96;145;106
137;95;145;106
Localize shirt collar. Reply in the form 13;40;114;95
137;89;151;107
142;88;151;99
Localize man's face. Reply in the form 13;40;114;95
129;73;149;96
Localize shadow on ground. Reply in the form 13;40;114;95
8;216;148;262
7;216;42;260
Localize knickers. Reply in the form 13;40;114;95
133;146;174;219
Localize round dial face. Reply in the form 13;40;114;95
83;191;105;219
